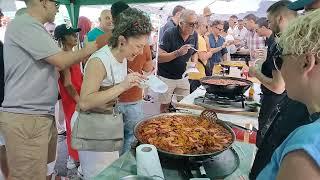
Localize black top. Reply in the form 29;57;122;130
0;41;4;106
159;18;176;42
261;35;276;78
158;26;198;79
249;96;310;179
260;34;284;95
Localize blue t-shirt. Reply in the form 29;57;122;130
257;118;320;180
159;19;176;43
87;27;104;42
208;34;227;64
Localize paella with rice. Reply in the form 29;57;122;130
136;115;233;155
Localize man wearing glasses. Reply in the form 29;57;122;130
188;16;215;93
207;20;228;75
251;16;287;148
0;0;98;179
158;9;198;113
249;1;312;179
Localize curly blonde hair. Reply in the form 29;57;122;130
279;9;320;57
109;8;152;48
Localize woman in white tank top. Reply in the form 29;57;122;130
70;8;152;179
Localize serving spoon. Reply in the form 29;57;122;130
200;109;256;132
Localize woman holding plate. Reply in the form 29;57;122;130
71;8;152;179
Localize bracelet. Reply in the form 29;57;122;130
174;50;181;57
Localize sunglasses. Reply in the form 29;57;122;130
49;0;60;8
182;21;198;28
215;26;223;32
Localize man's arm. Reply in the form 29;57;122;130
158;48;179;63
191;53;198;63
209;47;224;54
204;34;211;50
198;51;208;61
209;41;228;54
250;68;285;94
46;42;98;71
222;54;227;61
221;42;228;62
158;44;191;63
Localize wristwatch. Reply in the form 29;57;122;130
174;50;181;57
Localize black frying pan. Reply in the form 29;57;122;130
200;76;253;98
134;113;235;160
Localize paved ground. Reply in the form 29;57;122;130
0;98;161;180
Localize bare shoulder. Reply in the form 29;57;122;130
85;57;107;77
277;150;320;180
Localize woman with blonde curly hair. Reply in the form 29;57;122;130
257;9;320;180
71;8;152;179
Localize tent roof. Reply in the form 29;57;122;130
58;0;186;5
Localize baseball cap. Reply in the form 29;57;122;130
203;7;214;17
111;1;130;19
288;0;315;11
54;24;81;40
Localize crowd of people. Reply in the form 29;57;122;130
0;0;320;179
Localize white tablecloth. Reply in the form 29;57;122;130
178;83;261;129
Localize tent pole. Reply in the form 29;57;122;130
70;2;80;50
70;2;75;27
155;15;161;76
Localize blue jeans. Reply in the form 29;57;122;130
117;101;143;154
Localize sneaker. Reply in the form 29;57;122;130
58;131;67;136
143;95;152;102
67;157;77;170
77;165;84;179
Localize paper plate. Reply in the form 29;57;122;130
145;75;168;93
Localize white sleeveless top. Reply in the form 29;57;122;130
85;45;127;86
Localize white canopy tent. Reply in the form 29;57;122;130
2;0;278;71
3;0;279;23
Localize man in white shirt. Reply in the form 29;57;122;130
222;21;237;60
234;19;248;42
227;15;238;37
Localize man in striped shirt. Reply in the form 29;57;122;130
243;14;266;60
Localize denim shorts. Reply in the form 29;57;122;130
117;100;144;154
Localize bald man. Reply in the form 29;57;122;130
0;0;98;179
86;9;113;42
